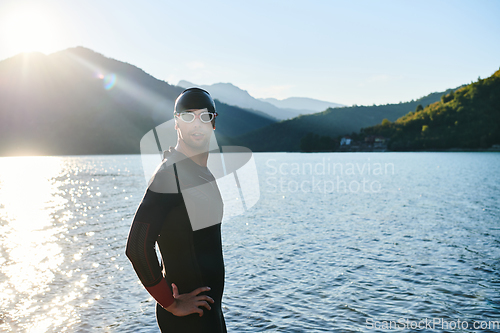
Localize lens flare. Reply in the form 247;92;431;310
103;73;116;90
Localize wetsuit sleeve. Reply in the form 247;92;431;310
125;164;182;309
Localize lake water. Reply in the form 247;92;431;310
0;152;499;332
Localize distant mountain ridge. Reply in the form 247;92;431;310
260;97;344;112
178;80;283;120
178;80;343;120
0;47;276;156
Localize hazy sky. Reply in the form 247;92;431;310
1;0;499;105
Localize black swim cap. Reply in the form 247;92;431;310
174;87;217;114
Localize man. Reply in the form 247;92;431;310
126;88;227;332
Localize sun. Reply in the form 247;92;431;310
0;5;62;55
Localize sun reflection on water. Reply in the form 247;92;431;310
0;156;78;332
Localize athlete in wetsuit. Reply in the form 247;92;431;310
126;88;227;332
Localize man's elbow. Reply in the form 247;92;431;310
125;239;134;262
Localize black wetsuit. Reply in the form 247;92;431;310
126;147;226;332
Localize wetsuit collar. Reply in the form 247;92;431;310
165;146;209;169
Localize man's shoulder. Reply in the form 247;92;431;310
162;146;187;164
148;158;179;194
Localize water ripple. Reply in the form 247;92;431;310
0;153;499;332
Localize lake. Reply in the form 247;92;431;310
0;152;499;332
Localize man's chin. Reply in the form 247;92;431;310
186;139;210;151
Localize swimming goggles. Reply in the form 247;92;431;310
174;111;218;123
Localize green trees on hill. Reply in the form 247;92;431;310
441;91;454;103
361;69;500;150
299;132;338;152
234;86;458;152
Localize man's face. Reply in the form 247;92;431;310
174;108;214;151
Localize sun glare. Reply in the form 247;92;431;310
0;156;79;331
1;6;61;55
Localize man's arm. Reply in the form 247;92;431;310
125;188;182;309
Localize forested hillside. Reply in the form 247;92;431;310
361;69;500;150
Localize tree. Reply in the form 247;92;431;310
441;91;454;103
300;132;337;152
300;132;315;152
421;125;429;135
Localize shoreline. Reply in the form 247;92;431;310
1;147;500;157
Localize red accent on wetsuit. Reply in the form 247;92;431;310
146;278;175;309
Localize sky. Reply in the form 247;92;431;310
0;0;499;106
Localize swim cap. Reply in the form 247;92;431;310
174;87;216;114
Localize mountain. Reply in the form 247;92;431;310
260;97;344;112
231;87;461;152
178;80;338;120
359;69;500;150
178;80;285;120
0;47;276;156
